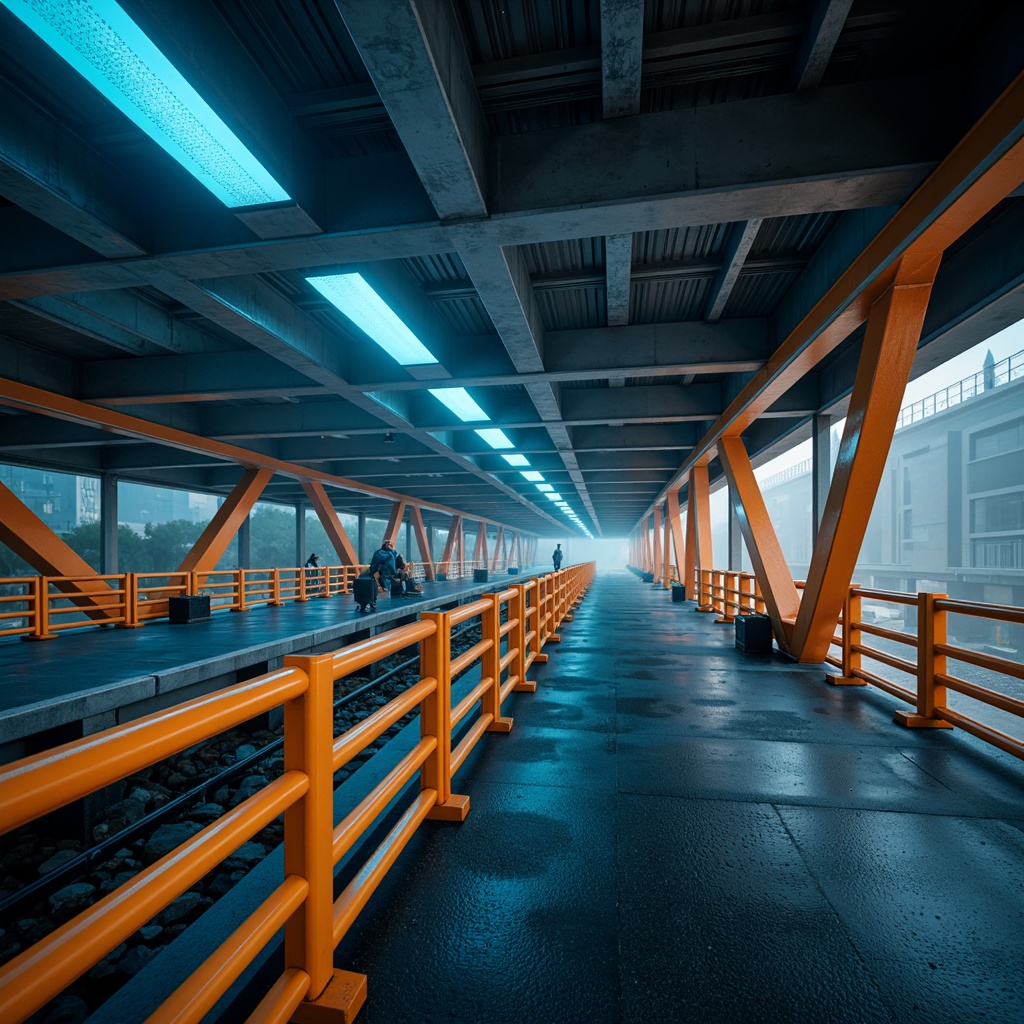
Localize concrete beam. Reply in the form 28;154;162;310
336;0;488;220
794;0;854;91
601;0;644;119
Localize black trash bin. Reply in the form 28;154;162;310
474;568;489;583
671;583;687;603
735;613;773;653
169;595;211;624
507;567;519;575
641;571;654;583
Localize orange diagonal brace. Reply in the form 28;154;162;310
490;527;504;571
0;479;117;618
667;488;685;585
409;505;435;580
383;501;405;546
791;255;940;661
439;515;462;573
178;468;272;574
301;481;358;565
718;435;800;650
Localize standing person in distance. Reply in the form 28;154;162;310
304;552;321;593
552;543;563;571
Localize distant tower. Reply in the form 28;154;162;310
983;349;995;391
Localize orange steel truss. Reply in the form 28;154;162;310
0;479;120;621
0;563;595;1024
302;480;360;566
645;70;1024;660
409;505;435;581
382;501;406;547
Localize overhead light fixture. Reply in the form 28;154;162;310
307;273;437;366
384;432;395;444
536;484;554;492
429;387;489;422
521;470;544;482
2;0;291;208
477;428;515;450
501;453;530;467
545;493;562;502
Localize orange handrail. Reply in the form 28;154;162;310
0;563;596;1024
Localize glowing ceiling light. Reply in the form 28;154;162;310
429;387;489;422
477;429;515;450
536;483;554;492
545;493;562;502
521;470;544;482
2;0;290;207
307;273;437;366
501;452;530;466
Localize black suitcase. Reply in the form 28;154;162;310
354;576;377;613
390;578;405;597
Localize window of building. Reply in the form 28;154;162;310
970;418;1024;460
970;493;1024;534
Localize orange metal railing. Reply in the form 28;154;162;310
0;562;595;1024
0;561;520;642
673;566;1024;764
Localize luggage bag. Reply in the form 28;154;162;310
354;576;377;613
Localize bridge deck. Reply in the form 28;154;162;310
324;569;1024;1024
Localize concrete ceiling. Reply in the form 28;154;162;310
0;0;1022;537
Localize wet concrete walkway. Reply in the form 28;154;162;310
329;569;1024;1024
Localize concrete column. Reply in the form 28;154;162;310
100;474;118;573
295;503;305;566
812;413;834;544
237;515;251;569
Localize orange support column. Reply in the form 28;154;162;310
688;467;714;610
438;516;461;578
717;434;800;651
791;255;940;662
302;481;359;566
895;592;954;729
178;468;272;574
383;501;405;547
419;611;470;821
409;505;435;581
283;653;367;1022
667;488;685;587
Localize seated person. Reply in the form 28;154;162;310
393;552;422;595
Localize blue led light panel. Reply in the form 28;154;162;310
307;273;438;366
477;428;515;450
500;452;530;466
429;388;489;422
2;0;290;208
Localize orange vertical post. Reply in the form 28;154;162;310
825;586;867;686
419;611;469;821
482;593;513;732
283;653;367;1019
895;592;954;729
688;467;714;609
667;488;685;587
511;583;536;691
